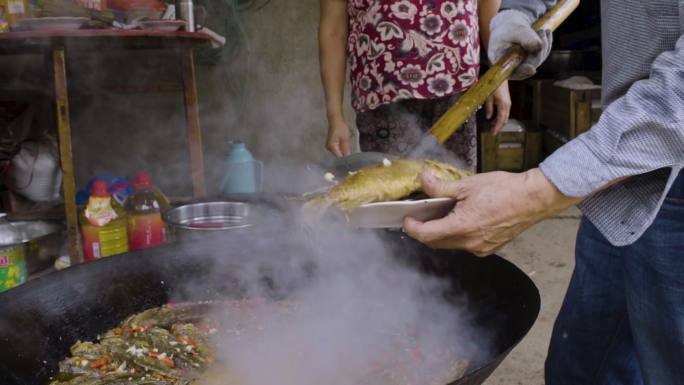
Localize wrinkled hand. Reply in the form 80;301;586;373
403;169;581;256
486;81;511;134
326;119;352;157
488;10;552;80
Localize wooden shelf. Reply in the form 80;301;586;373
0;30;209;265
0;29;211;54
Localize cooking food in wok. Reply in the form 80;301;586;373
306;159;471;211
49;303;215;385
0;205;540;385
49;299;470;385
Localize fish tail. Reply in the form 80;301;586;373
301;195;334;223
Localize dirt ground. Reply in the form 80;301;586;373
483;208;582;385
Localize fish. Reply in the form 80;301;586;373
306;159;471;211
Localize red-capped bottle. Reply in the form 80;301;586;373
125;172;170;250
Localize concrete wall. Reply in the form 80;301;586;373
195;0;357;195
1;0;356;198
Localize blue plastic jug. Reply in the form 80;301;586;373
220;141;263;194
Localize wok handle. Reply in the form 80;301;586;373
428;0;580;144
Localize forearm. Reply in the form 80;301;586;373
319;0;349;122
540;35;684;197
478;0;500;50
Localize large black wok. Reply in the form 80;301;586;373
0;218;539;385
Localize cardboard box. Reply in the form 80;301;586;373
537;80;602;139
480;130;542;172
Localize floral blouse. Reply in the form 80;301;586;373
348;0;480;112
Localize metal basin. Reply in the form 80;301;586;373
9;221;63;274
163;202;253;242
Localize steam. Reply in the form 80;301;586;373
178;207;492;385
357;102;470;171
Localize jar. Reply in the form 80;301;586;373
0;213;26;292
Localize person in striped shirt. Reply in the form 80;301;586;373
405;1;684;384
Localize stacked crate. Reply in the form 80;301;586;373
479;128;542;172
535;80;602;155
479;79;602;172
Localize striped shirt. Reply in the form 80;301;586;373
502;0;684;246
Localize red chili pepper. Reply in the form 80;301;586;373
177;336;196;347
367;363;385;374
148;352;175;368
410;347;424;364
90;357;109;369
160;357;175;368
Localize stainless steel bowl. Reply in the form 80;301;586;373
163;202;253;242
9;221;64;274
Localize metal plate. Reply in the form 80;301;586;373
345;197;455;229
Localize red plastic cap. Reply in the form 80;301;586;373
134;172;152;190
90;180;110;197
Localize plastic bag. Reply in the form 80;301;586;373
10;140;62;203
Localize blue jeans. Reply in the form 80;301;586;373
546;174;684;385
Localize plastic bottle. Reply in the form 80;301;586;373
125;172;170;250
0;213;26;292
220;141;263;195
0;6;9;32
0;0;28;29
80;180;128;261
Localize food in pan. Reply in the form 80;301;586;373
48;299;470;385
306;159;471;211
49;302;216;385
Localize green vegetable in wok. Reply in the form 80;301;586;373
49;304;214;385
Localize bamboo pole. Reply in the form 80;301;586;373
428;0;581;144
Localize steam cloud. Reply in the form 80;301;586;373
179;208;492;385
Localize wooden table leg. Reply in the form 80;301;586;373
181;47;206;199
52;47;82;265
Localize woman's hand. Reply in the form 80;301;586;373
326;118;352;157
320;0;350;157
485;80;511;135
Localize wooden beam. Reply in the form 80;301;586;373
52;46;82;265
181;47;206;199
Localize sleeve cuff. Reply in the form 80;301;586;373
500;0;552;22
539;134;617;197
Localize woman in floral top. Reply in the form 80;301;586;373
320;0;510;170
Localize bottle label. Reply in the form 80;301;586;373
8;0;24;14
82;220;128;261
0;246;26;292
128;212;166;250
85;196;118;227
